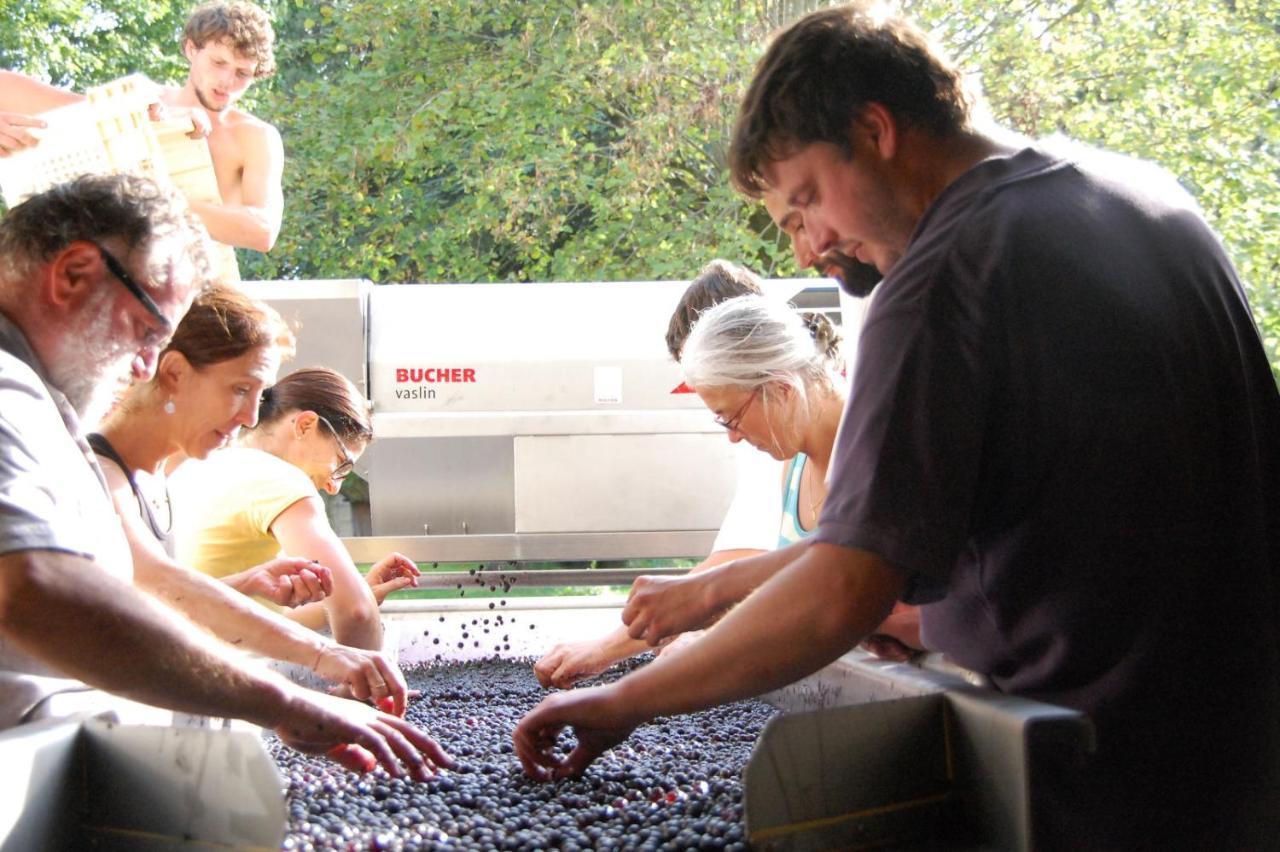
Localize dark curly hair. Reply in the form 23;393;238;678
184;1;277;78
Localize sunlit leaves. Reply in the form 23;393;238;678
0;0;187;86
4;0;1276;375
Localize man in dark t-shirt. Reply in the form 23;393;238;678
811;136;1280;845
515;6;1280;846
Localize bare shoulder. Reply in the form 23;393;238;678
269;493;328;534
226;110;282;147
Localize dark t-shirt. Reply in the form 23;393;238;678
816;142;1280;847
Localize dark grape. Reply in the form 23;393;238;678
268;656;772;851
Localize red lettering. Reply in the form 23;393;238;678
394;367;478;383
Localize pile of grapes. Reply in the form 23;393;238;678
271;657;774;851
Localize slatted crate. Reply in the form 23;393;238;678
0;73;240;283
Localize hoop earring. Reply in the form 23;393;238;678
163;398;176;415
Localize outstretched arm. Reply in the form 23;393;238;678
0;547;291;718
132;546;406;711
534;547;764;689
515;542;903;779
0;70;84;155
621;542;902;714
620;539;810;645
0;548;447;776
270;496;383;650
98;461;407;710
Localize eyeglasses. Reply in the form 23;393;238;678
714;388;760;433
94;243;173;334
316;414;355;484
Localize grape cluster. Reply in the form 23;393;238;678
270;657;773;851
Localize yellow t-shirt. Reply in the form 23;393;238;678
169;446;318;585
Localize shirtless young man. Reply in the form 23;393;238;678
156;1;284;253
0;2;283;254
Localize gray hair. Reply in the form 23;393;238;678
680;294;842;410
0;173;213;292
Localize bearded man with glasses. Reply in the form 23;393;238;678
0;174;449;781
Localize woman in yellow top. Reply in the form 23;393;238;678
93;285;411;709
169;366;416;652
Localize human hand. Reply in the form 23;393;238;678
231;557;333;607
366;552;420;604
186;108;211;138
312;644;409;716
513;684;639;781
621;573;722;646
860;603;924;662
0;111;45;156
273;689;452;781
147;101;210;139
533;640;615;689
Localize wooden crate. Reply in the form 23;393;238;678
0;73;240;283
151;117;241;284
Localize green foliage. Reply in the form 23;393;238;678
0;0;188;86
906;0;1280;374
2;0;1277;374
243;0;782;283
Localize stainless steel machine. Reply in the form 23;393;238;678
243;276;844;556
0;714;285;850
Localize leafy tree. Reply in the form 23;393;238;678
907;0;1280;370
244;0;1277;373
2;0;1277;374
245;0;782;283
0;0;188;87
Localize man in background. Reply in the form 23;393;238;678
155;0;283;253
0;1;283;254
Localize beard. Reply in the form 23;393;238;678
193;85;228;113
46;292;138;429
825;252;882;299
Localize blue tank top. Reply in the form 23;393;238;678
777;452;815;548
